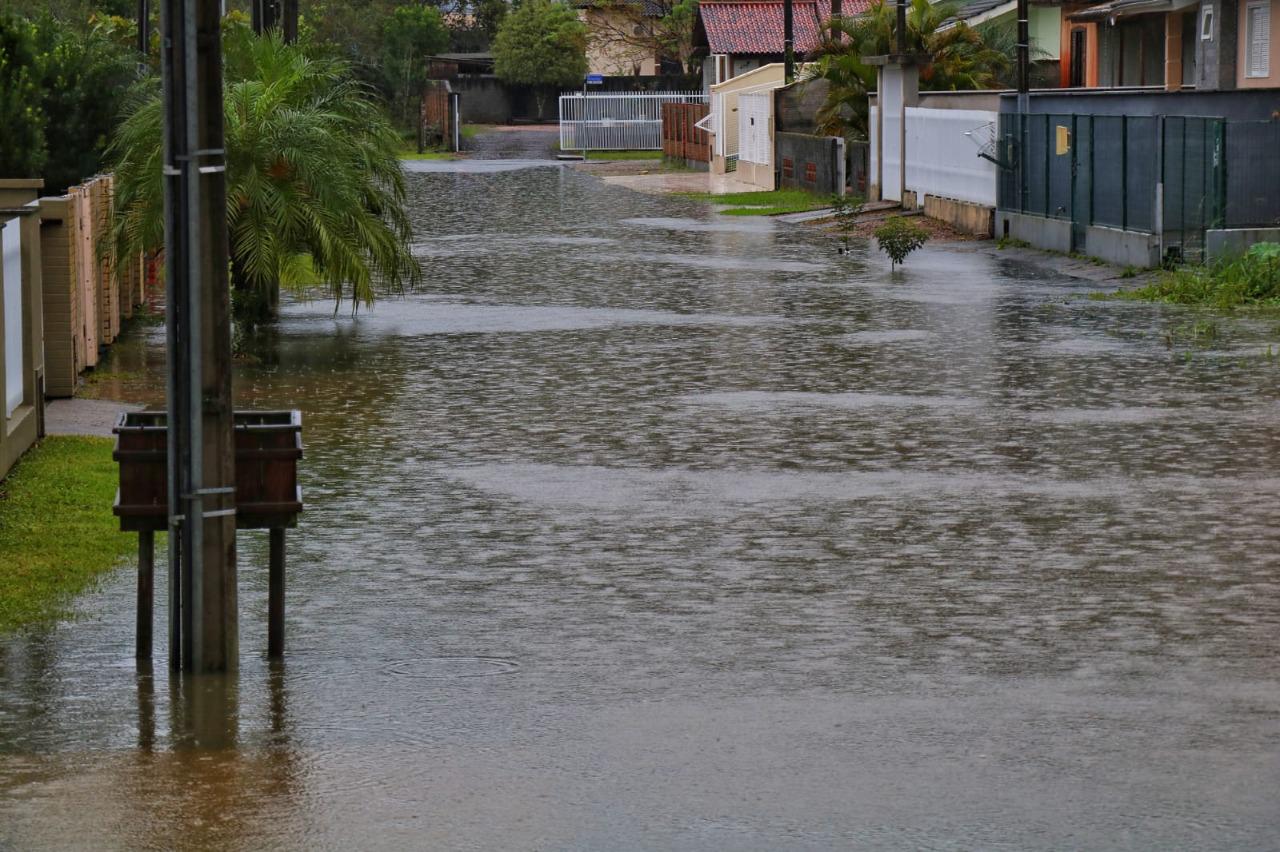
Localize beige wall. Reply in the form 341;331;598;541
709;64;788;174
0;182;46;480
1237;0;1280;87
581;9;658;76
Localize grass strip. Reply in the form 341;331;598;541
0;436;136;633
582;150;665;161
1096;243;1280;310
678;188;831;216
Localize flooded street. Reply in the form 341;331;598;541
3;162;1280;849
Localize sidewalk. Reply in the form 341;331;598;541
44;398;143;437
595;170;764;196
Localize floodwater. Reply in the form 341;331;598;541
3;161;1280;850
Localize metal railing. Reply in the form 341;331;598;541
559;91;706;152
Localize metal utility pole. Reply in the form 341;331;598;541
160;0;238;673
783;0;795;83
1016;0;1030;112
896;0;908;53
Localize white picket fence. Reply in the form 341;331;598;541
559;91;706;151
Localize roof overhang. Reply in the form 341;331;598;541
1068;0;1196;23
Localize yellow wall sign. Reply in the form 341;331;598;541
1055;125;1071;155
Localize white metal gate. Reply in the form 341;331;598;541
559;91;706;151
738;92;771;166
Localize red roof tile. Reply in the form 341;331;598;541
699;0;871;55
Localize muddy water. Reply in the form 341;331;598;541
3;163;1280;850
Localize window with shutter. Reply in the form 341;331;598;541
1246;1;1271;77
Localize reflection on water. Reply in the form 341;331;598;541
3;165;1280;849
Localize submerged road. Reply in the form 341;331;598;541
2;160;1279;849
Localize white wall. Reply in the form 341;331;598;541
3;221;24;417
903;108;999;207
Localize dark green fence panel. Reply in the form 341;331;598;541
1091;116;1127;229
1047;114;1074;220
1124;116;1158;232
1225;120;1280;228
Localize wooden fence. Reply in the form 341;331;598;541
38;175;146;397
661;103;710;163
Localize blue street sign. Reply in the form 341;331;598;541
585;73;604;84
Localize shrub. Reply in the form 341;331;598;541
1115;242;1280;309
830;192;863;251
873;215;929;270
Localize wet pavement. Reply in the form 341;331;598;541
2;161;1280;850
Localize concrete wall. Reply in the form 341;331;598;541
1197;0;1241;90
920;194;996;237
777;132;845;196
451;76;516;124
0;187;45;480
1206;227;1280;259
996;211;1164;266
1084;224;1162;267
999;85;1280;118
997;210;1073;253
775;78;830;134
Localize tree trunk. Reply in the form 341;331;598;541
231;257;279;330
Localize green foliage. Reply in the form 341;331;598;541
1109;243;1280;310
809;0;1012;137
32;15;137;193
0;436;136;634
0;13;135;191
873;215;929;269
679;188;833;216
381;4;449;126
111;31;422;326
0;14;48;179
493;0;587;118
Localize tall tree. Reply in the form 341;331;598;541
0;14;47;179
112;30;422;327
33;15;136;192
809;0;1011;137
380;4;449;126
492;0;587;119
581;0;700;74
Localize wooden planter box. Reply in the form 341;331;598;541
113;410;303;532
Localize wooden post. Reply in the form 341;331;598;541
268;527;285;658
137;530;154;659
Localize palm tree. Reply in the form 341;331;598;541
808;0;1012;137
111;28;422;328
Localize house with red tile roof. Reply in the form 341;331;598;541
693;0;872;87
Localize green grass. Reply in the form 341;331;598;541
582;149;665;161
0;437;136;633
1097;243;1280;310
461;123;491;140
678;188;832;216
